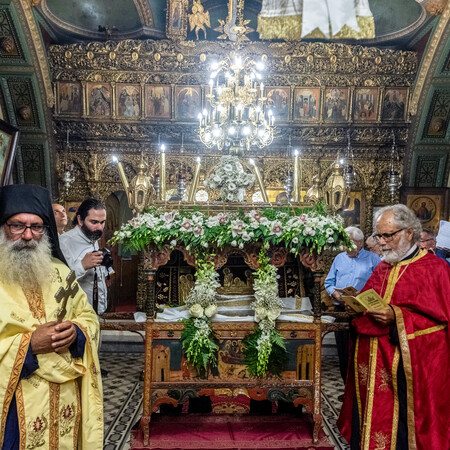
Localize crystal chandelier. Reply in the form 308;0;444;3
198;53;275;153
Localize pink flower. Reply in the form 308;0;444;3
193;224;204;237
181;218;192;231
231;219;245;237
299;214;307;222
270;221;283;237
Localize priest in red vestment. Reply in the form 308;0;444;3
337;204;449;450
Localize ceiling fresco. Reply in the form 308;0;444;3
36;0;427;48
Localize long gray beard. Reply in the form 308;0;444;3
382;235;414;264
0;228;54;288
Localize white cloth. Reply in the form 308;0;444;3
436;220;450;250
260;0;302;17
59;226;109;314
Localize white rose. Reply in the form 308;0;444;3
202;242;208;248
170;239;177;246
254;307;267;322
189;304;204;318
239;242;244;249
204;304;218;318
267;309;281;321
231;240;237;247
292;237;299;244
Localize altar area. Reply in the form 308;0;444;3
109;204;351;449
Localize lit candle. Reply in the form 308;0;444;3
249;159;269;203
160;144;166;202
188;157;201;202
293;149;299;202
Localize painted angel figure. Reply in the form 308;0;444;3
189;0;211;40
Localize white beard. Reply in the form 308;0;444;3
381;235;414;264
0;228;54;288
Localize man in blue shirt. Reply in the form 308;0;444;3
325;226;381;383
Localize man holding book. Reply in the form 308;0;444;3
338;204;449;450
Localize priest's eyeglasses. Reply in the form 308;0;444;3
373;228;405;242
6;223;47;235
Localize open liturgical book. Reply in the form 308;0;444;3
336;287;388;313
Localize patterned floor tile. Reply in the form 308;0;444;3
100;353;349;449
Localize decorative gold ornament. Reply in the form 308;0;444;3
177;53;184;62
132;52;139;61
188;0;211;40
65;51;72;59
200;53;206;62
109;51;116;60
115;154;156;214
87;51;94;59
323;159;347;213
154;53;161;61
305;175;322;204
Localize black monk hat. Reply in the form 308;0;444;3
0;184;67;264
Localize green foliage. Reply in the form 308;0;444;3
243;328;287;377
180;318;218;372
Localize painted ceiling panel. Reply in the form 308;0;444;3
45;0;142;33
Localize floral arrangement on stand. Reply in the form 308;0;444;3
243;248;287;377
111;203;353;376
204;155;255;202
181;259;220;374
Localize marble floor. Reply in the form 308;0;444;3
100;353;349;450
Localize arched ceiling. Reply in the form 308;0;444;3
35;0;429;49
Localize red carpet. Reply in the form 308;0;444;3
131;414;334;449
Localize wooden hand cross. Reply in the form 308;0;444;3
54;270;79;323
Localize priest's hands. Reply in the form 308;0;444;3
31;320;77;354
366;307;395;325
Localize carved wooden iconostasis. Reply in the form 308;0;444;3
44;0;429;314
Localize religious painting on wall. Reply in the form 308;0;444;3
402;187;449;230
0;119;19;186
65;201;81;224
56;82;82;116
166;0;188;40
145;85;171;119
381;87;407;121
422;90;450;139
116;84;140;118
87;83;112;117
353;87;378;121
293;87;320;121
266;87;290;121
175;86;201;121
323;88;349;121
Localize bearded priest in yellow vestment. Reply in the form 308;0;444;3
0;184;103;449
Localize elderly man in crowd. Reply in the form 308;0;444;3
416;227;436;253
365;234;383;257
0;184;103;449
325;226;381;383
338;204;449;450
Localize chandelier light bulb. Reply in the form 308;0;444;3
242;126;251;135
213;128;222;137
197;112;203;120
294;149;299;157
211;61;219;70
196;156;201;163
112;155;119;163
209;79;214;87
249;158;255;166
228;126;236;135
256;61;265;71
160;144;166;152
